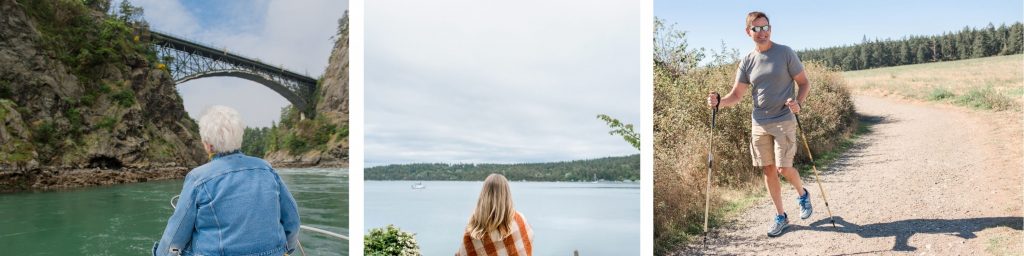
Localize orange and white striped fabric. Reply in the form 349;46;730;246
457;211;534;256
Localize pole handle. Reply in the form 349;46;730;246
710;92;721;110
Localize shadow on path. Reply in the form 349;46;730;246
788;216;1023;251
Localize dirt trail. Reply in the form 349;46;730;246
682;95;1023;255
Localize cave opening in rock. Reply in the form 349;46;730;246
87;156;123;169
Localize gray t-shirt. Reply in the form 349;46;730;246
736;43;805;125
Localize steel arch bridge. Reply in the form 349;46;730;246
150;30;318;118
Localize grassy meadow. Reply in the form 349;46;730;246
844;54;1023;111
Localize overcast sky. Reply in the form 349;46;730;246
127;0;347;127
365;0;641;166
656;0;1023;59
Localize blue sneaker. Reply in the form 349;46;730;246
798;188;813;219
767;213;788;237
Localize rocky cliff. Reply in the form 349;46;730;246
0;0;206;191
264;14;349;168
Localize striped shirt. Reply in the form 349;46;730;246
457;211;534;256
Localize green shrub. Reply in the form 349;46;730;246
99;83;112;94
365;225;421;256
97;116;118;131
928;87;956;101
954;86;1018;111
32;121;57;145
284;132;308;154
65;107;83;133
0;81;12;99
112;89;135;107
313;118;337;147
336;124;349;137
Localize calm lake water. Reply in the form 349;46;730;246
365;181;640;256
0;168;348;255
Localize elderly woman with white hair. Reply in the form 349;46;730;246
153;106;301;256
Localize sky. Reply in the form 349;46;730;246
365;0;641;166
656;0;1024;59
126;0;348;127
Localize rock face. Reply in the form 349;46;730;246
264;14;349;168
0;0;206;191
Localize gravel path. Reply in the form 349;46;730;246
680;95;1023;255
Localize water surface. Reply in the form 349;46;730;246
365;181;640;256
0;168;348;255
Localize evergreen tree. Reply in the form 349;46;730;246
797;22;1022;71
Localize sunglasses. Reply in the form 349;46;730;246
750;25;771;32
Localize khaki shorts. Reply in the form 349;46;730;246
750;119;798;168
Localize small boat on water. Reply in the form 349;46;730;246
411;182;426;189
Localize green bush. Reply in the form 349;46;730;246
65;107;83;133
336;124;349;137
32;121;57;145
313;118;336;146
284;132;308;154
112;89;135;107
0;81;12;99
365;225;421;256
97;116;118;131
99;83;112;94
954;86;1018;111
928;87;956;101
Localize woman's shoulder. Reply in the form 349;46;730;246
186;155;276;182
514;210;530;224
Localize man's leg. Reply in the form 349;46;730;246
776;119;812;219
778;167;805;196
763;164;784;215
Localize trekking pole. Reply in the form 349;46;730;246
793;114;837;228
703;92;720;248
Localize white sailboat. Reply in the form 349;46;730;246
411;182;426;189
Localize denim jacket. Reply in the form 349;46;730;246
153;151;301;256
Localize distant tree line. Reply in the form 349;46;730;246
364;154;640;182
241;126;272;157
240;103;347;157
799;22;1023;71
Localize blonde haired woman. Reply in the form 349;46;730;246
457;173;534;256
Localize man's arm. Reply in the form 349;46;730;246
709;82;750;109
786;71;811;114
793;71;810;104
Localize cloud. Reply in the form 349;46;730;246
365;0;640;165
128;0;348;127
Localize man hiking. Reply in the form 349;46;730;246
706;11;812;237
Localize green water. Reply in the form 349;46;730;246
0;168;348;255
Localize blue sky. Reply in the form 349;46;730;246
365;0;641;166
126;0;347;127
656;1;1024;56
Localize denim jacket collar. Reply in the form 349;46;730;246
212;150;242;160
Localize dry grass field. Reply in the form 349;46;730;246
844;54;1023;111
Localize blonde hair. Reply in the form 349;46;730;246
198;105;244;153
466;173;516;240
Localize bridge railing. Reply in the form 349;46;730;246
148;29;314;80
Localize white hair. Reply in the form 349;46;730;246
198;105;244;153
